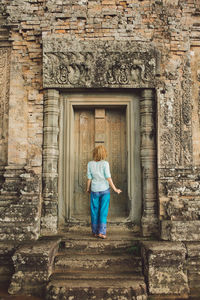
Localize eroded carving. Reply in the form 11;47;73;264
174;98;181;165
43;52;92;86
181;59;193;166
160;131;174;166
106;63;144;85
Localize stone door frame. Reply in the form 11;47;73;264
59;93;141;225
41;37;160;237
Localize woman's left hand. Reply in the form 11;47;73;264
115;189;122;194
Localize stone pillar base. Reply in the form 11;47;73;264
141;217;159;237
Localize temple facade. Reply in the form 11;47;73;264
0;0;200;298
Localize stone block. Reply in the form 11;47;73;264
8;236;61;296
161;220;200;241
0;167;41;242
0;243;15;285
185;242;200;296
141;241;189;295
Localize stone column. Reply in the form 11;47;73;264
41;89;59;234
140;89;159;237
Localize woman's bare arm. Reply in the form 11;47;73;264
86;179;92;193
107;177;122;194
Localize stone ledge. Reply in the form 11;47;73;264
161;220;200;241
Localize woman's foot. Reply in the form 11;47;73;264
92;232;98;237
98;233;106;239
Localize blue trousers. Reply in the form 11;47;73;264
90;189;110;235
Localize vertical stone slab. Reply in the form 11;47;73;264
140;89;158;237
0;48;10;166
190;46;200;165
8;49;27;165
95;108;105;146
41;89;59;234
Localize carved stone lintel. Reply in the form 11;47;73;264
140;89;159;237
41;89;59;235
43;38;160;89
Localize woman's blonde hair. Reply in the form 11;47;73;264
93;145;107;161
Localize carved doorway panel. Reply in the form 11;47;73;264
73;107;127;222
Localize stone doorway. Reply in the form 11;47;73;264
58;93;142;225
73;107;128;222
42;89;158;236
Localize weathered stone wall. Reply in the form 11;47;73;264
0;0;200;296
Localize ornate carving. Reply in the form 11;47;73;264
106;63;144;85
182;131;193;165
174;95;181;165
43;38;159;88
0;48;10;165
181;58;193;166
43;52;92;87
182;97;191;126
160;131;174;165
159;86;176;167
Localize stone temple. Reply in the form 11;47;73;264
0;0;200;299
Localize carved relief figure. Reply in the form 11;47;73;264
57;65;68;84
130;65;142;82
44;52;94;86
107;64;128;85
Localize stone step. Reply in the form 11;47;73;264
60;238;141;254
50;270;144;281
59;224;144;248
61;223;141;237
46;278;147;300
54;252;142;272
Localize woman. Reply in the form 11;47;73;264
86;145;122;239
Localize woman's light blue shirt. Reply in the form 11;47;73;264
87;160;111;192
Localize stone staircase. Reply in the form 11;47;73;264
46;224;148;300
